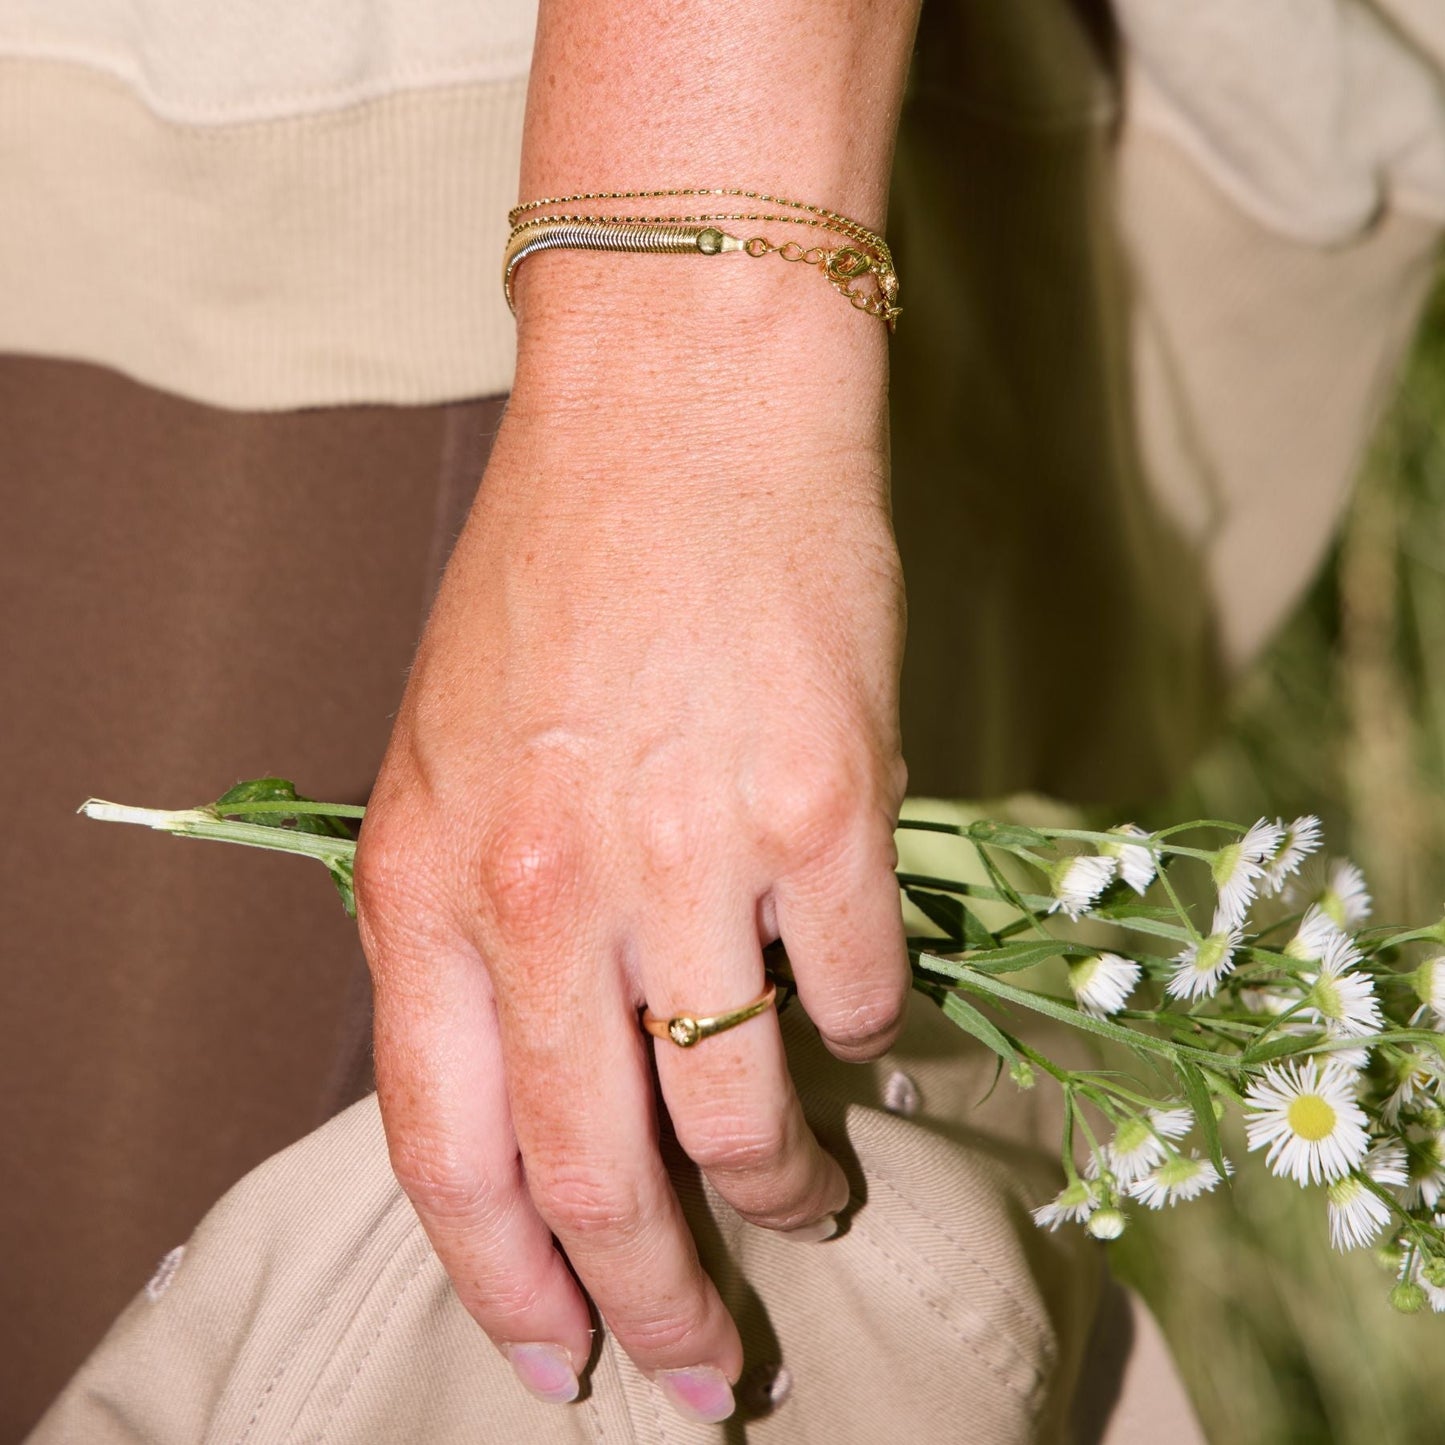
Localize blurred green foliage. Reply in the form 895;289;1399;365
1111;282;1445;1445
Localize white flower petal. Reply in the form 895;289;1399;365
1166;930;1242;1002
1104;824;1158;895
1129;1153;1229;1209
1068;953;1141;1019
1261;815;1323;896
1047;855;1117;921
1243;1058;1370;1186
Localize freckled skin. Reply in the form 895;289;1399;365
352;0;925;1411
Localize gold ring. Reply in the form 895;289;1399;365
642;983;779;1049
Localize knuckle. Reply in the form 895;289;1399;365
637;792;707;880
477;812;579;942
353;801;446;967
682;1115;791;1178
353;809;416;924
459;1281;547;1334
886;755;909;814
528;1163;643;1245
389;1137;504;1229
817;983;906;1050
763;757;861;861
614;1309;708;1358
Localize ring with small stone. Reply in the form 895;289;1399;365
641;983;779;1049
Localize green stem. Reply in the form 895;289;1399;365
80;801;356;867
212;799;367;820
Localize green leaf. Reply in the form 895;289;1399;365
1178;1060;1227;1179
903;887;964;940
903;887;998;949
326;854;357;918
964;820;1050;850
895;872;1054;911
962;940;1090;975
214;778;354;840
956;969;1238;1071
939;993;1019;1067
961;906;997;951
976;848;1047;934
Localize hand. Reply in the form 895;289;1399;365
354;264;910;1423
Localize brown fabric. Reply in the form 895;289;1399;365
0;359;505;1441
4;14;1443;1437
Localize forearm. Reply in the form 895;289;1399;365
509;0;922;414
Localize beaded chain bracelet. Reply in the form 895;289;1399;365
503;187;901;331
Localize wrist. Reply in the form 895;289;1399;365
509;246;888;436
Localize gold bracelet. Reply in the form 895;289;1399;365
503;187;901;332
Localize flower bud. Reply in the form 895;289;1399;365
1086;1208;1126;1240
1390;1281;1427;1314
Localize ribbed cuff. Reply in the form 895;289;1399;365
0;59;527;410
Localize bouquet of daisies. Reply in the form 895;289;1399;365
83;784;1445;1313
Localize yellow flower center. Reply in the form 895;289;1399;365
1287;1093;1337;1142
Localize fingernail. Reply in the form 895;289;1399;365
656;1365;735;1423
781;1213;838;1244
505;1342;579;1404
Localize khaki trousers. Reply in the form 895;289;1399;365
5;37;1442;1445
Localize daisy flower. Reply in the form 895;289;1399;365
1365;1137;1409;1186
1289;858;1372;930
1046;855;1116;921
1031;1178;1098;1231
1326;1141;1408;1251
1129;1152;1230;1209
1381;1050;1445;1127
1243;1058;1370;1186
1412;956;1445;1028
1323;859;1372;929
1087;1107;1193;1187
1327;1176;1393;1251
1166;928;1242;1002
1260;815;1323;896
1211;818;1284;929
1101;824;1158;895
1403;1130;1445;1211
1067;953;1141;1019
1283;904;1350;964
1299;932;1383;1040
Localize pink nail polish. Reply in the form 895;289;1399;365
657;1365;735;1423
781;1213;838;1243
505;1342;579;1404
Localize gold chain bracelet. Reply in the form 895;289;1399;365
503;187;901;332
